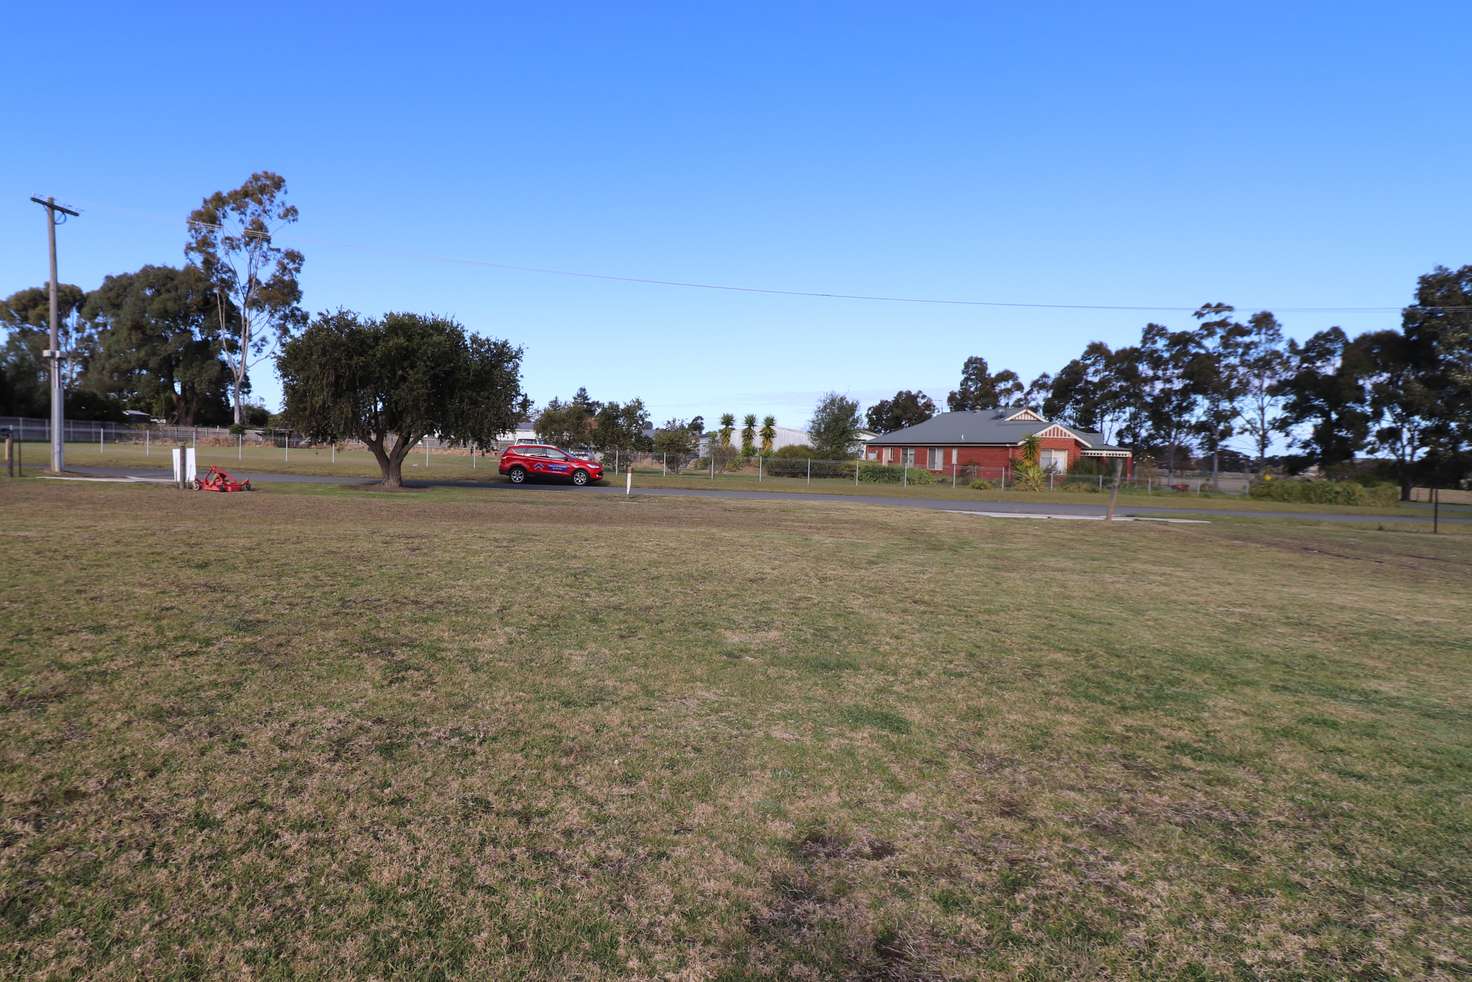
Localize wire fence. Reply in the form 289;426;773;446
5;416;1467;510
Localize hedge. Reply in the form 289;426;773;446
1247;479;1399;506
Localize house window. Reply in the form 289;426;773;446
902;448;915;467
1041;449;1069;473
930;447;943;470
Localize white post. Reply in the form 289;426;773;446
1049;472;1054;491
100;426;104;453
145;428;149;456
806;459;811;486
332;444;336;464
710;455;714;480
285;431;289;463
758;456;763;482
472;449;476;469
1001;468;1006;492
903;461;908;487
614;448;619;475
662;453;667;477
855;456;860;486
625;468;633;496
239;433;243;461
425;440;430;468
952;455;957;488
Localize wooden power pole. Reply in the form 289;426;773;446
30;195;80;474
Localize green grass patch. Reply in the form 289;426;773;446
0;478;1468;977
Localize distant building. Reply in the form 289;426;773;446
863;407;1131;476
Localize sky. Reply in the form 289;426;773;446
3;1;1469;434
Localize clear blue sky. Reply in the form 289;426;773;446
4;2;1468;433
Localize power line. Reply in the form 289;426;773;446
88;202;1472;313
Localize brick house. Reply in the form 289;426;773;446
863;407;1132;478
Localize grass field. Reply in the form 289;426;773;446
30;440;1462;517
2;479;1469;978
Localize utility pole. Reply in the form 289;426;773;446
31;195;80;474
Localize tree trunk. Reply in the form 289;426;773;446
232;373;244;427
1400;478;1412;502
366;436;396;486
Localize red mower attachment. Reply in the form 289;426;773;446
193;465;252;492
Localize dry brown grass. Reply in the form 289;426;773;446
1;479;1469;978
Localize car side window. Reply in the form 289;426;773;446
543;448;569;460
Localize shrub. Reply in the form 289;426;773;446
856;463;933;484
969;479;994;491
1248;479;1399;507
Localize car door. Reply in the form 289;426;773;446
539;447;574;479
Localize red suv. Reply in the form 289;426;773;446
499;444;604;486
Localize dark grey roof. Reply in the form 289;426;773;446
868;409;1125;450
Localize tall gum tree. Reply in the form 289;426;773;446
185;171;305;425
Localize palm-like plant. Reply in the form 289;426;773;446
718;412;736;448
740;414;757;457
759;415;776;455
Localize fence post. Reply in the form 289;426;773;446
1106;458;1123;521
332;444;336;464
100;426;104;454
238;433;243;461
856;456;860;487
806;459;811;486
145;428;150;456
425;440;430;468
4;433;12;478
902;461;908;487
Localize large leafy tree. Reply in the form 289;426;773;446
1189;303;1250;486
1354;329;1436;498
535;396;595;446
1021;373;1052;412
1399;265;1472;483
591;398;650;452
1;284;92;399
81;265;233;425
1277;327;1371;471
865;389;935;433
1137;323;1202;476
947;356;1022;411
279;310;525;487
1044;341;1137;444
652;418;695;470
185;171;306;425
1234;311;1290;474
808;392;863;459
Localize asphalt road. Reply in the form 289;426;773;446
61;464;1467;526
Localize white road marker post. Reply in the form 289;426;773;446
806;458;811;486
625;468;633;496
238;432;243;461
145;427;149;457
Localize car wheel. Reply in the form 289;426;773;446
508;466;527;484
572;469;589;486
